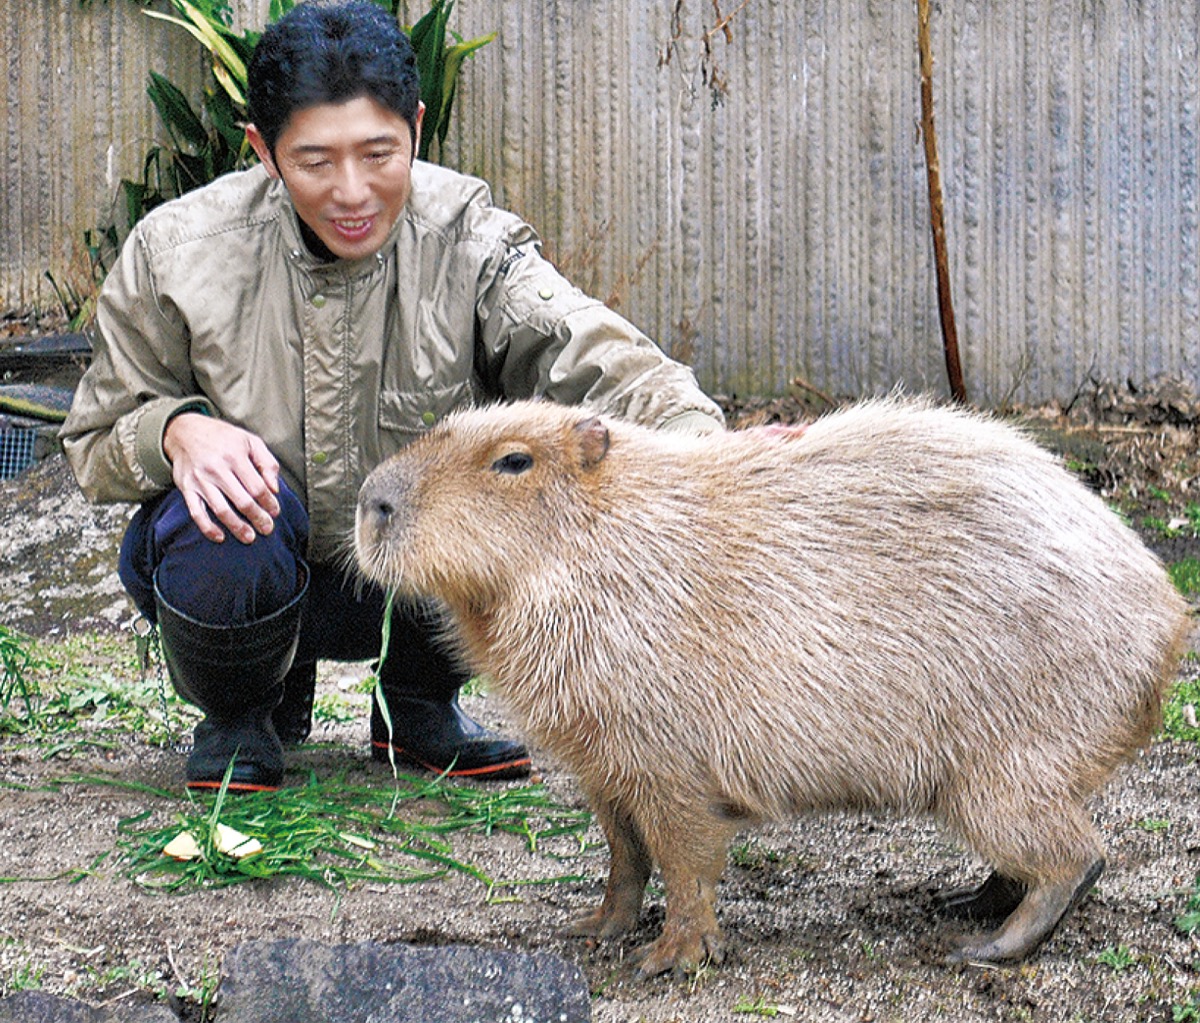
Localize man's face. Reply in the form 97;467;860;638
248;96;424;261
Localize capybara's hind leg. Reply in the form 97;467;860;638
950;858;1104;964
629;812;739;979
943;776;1107;963
561;795;651;940
939;870;1028;923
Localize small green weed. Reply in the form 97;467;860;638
730;838;784;870
459;674;487;698
1143;502;1200;541
312;691;359;726
79;953;219;1011
0;624;46;722
1137;817;1171;833
1143;516;1173;537
733;994;785;1017
1160;672;1200;742
0;630;198;748
1175;877;1200;934
1169;558;1200;597
1094;944;1137;971
87;958;170;999
191;958;221;1021
1175;991;1200;1022
7;958;45;992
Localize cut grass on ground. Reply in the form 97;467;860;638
0;770;595;903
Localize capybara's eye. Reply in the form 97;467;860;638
491;451;534;475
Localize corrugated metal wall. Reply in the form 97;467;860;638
4;0;1198;404
1;1;208;310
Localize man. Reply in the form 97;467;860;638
61;0;723;793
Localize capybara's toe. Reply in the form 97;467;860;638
559;907;638;941
945;937;1001;966
630;930;725;980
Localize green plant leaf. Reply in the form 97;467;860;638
437;33;494;148
147;72;209;153
267;0;298;22
143;1;247;103
211;63;247;108
206;86;246;153
174;0;248;85
410;1;451;161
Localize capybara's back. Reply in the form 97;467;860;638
356;396;1191;977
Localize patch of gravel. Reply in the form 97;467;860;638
0;456;134;637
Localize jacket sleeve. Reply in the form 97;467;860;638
59;226;215;503
474;230;724;433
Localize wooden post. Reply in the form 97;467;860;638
917;0;967;404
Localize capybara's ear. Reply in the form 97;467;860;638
574;417;610;469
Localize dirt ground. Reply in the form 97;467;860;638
3;368;1200;1022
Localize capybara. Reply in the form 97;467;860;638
354;396;1191;977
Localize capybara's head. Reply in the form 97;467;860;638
355;401;615;606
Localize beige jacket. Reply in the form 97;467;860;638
62;162;723;561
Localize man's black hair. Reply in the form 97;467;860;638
247;0;421;153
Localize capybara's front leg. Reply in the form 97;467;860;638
561;795;651;940
629;813;738;980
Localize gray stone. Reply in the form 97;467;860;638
216;940;590;1023
0;991;180;1023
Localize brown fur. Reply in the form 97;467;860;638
355;396;1191;976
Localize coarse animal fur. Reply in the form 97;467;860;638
354;396;1191;977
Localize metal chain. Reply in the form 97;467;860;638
129;614;192;756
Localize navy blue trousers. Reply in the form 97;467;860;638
118;480;450;673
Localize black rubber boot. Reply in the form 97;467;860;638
272;660;317;745
155;566;308;792
370;600;531;781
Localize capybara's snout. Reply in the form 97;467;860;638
355;463;414;575
358;472;401;528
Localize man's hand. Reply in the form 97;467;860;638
163;413;282;544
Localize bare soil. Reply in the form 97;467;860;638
2;372;1200;1022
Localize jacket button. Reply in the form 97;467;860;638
312;451;329;465
311;293;327;308
538;287;554;300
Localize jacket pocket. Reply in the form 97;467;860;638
377;381;474;438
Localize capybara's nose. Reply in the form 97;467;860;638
358;473;403;530
367;494;395;522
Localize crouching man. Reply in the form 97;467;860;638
60;0;722;792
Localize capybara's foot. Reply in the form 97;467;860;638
939;870;1028;923
630;927;725;980
559;904;639;941
948;858;1105;965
